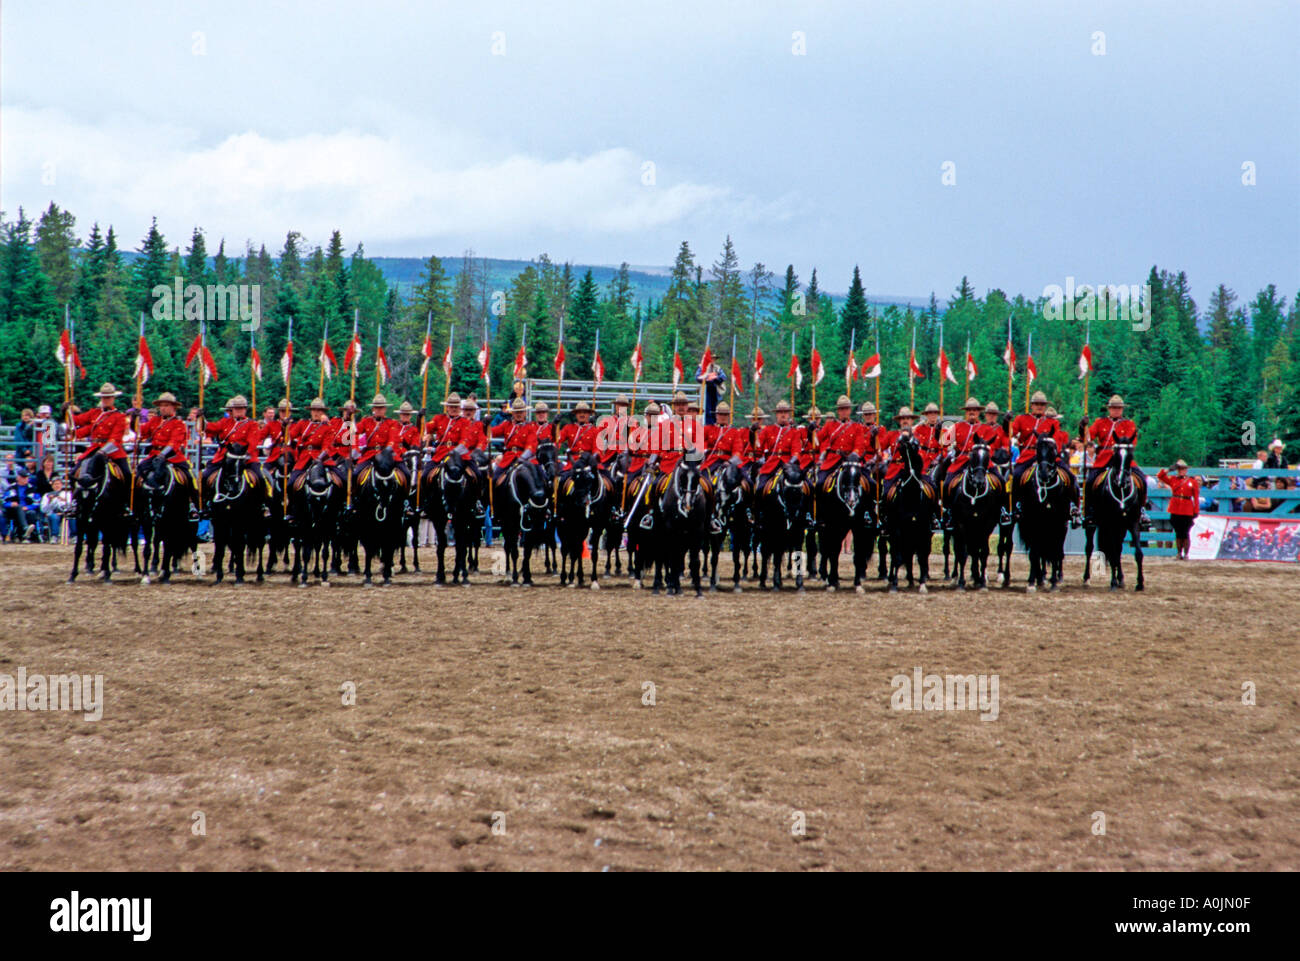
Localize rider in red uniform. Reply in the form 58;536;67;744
1082;394;1143;526
354;394;404;470
201;394;266;495
855;402;884;461
491;397;541;483
914;402;945;471
70;383;132;486
756;399;803;478
701;402;752;471
137;390;194;493
815;396;864;485
880;407;918;481
290;397;343;482
559;400;600;469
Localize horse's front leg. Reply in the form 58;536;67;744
1131;523;1144;591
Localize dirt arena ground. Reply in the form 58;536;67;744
1;542;1296;872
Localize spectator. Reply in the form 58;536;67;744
2;466;39;542
695;362;727;425
1246;477;1272;512
13;408;36;457
40;476;74;543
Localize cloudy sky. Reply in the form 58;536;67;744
2;0;1296;301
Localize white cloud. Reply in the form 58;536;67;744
1;106;776;250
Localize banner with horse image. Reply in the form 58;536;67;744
1187;516;1300;562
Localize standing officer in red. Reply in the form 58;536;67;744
756;399;803;479
815;396;864;485
138;390;194;491
1082;394;1142;525
1156;458;1200;560
69;383;132;487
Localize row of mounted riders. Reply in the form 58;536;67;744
61;386;1150;593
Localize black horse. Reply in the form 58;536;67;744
646;456;712;596
203;444;268;585
492;460;550;586
1083;441;1147;591
555;455;612;589
134;455;194;584
944;441;1003;590
289;458;342;586
420;456;479;585
397;447;424;574
260;449;294;575
815;456;875;592
601;451;640;577
1014;435;1074;592
754;459;809;592
68;451;131;583
880;433;938;593
704;459;753;591
354;448;409;586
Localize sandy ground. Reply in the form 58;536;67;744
1;541;1296;872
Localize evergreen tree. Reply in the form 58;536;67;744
34;202;78;307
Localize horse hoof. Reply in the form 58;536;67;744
651;588;660;596
632;580;642;591
297;581;308;588
320;580;331;588
1026;585;1036;593
1049;583;1059;592
695;591;704;599
855;585;865;595
826;584;836;593
140;575;151;585
363;579;374;588
733;586;743;594
1135;583;1145;592
888;585;898;594
918;584;928;595
591;581;600;591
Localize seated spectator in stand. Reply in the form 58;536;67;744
2;466;39;542
40;476;74;542
1245;476;1272;512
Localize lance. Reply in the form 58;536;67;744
790;330;797;409
1024;332;1033;414
444;325;453;402
729;332;737;413
873;315;880;414
630;315;643;414
699;320;712;414
1005;309;1014;517
557;313;565;419
909;325;917;410
847;328;855;399
196;319;207;512
129;312;146;514
250;325;258;414
374;321;384;398
810;325;817;413
964;331;971;403
752;329;761;417
283;316;293;516
319;316;330;399
938;319;945;417
1080;318;1091;520
63;305;74;485
591;327;600;407
348;308;359;403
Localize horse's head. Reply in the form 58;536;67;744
73;450;107;508
838;458;863;512
968;440;991;477
304;460;334;501
896;431;922;472
1035;433;1059;469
